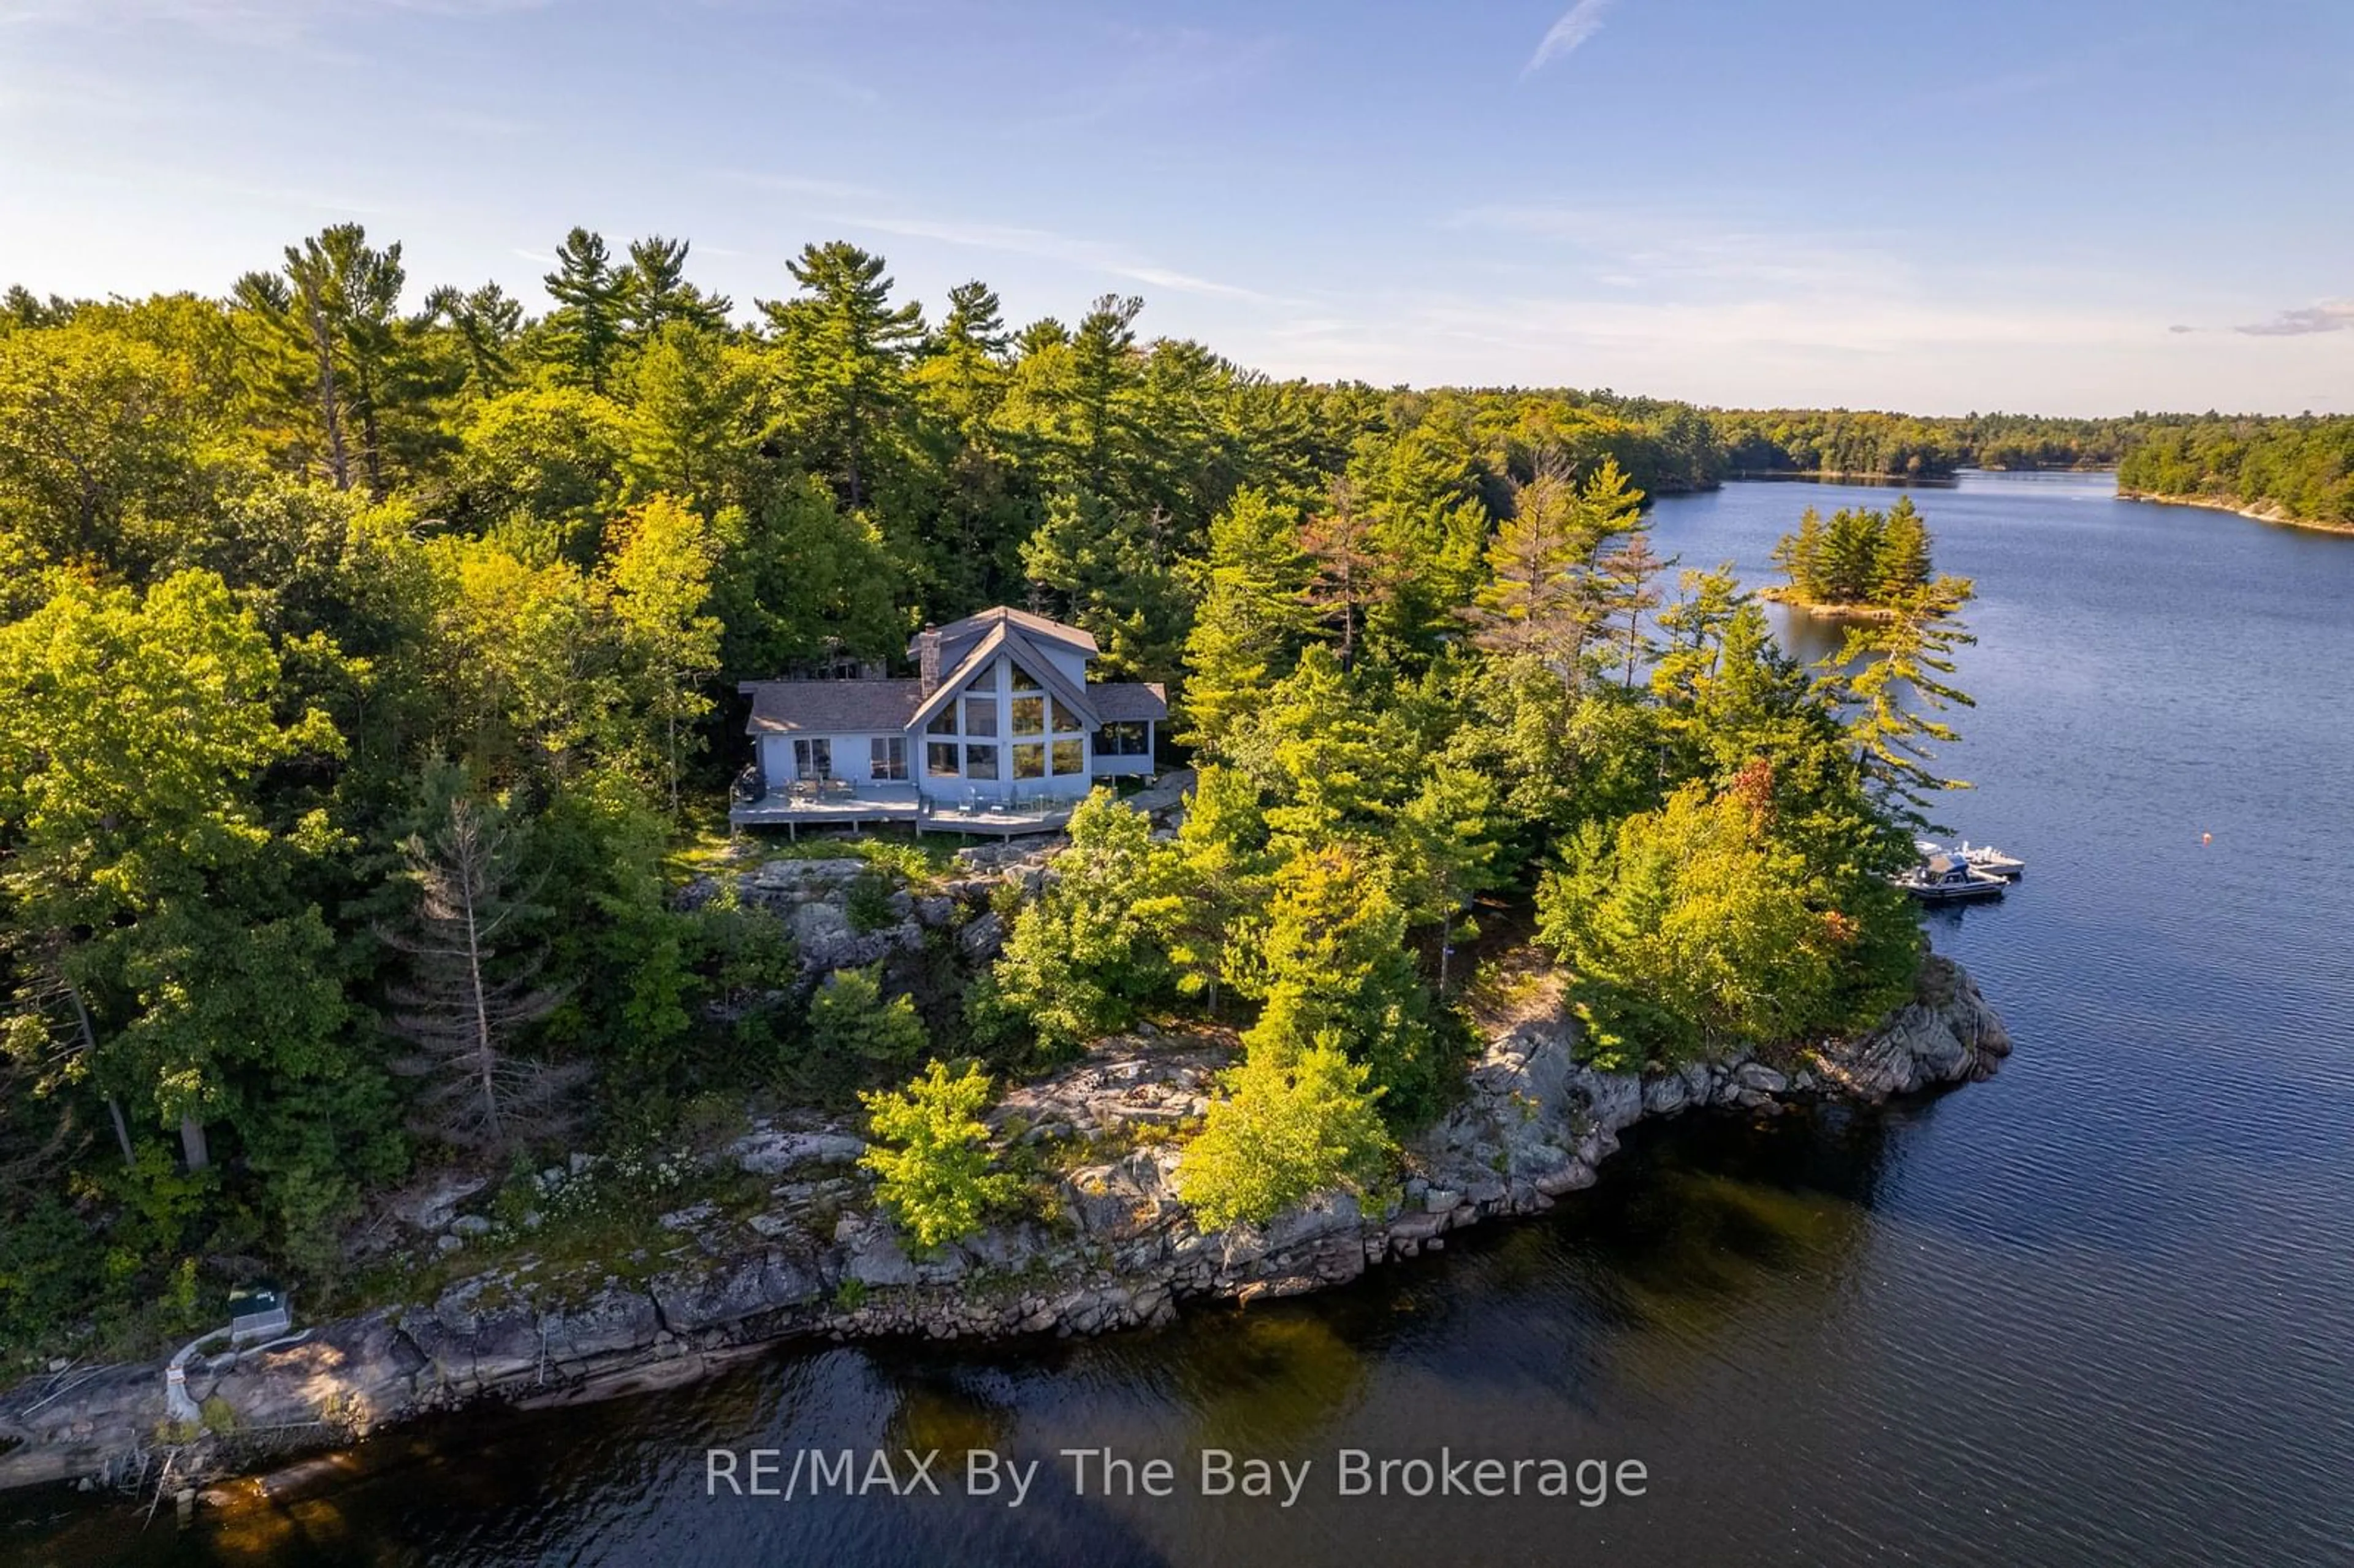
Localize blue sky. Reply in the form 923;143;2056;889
3;0;2349;414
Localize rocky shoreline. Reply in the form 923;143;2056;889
0;954;2008;1502
2119;487;2354;536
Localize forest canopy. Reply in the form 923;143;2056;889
0;221;2268;1363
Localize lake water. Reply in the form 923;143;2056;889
11;471;2353;1567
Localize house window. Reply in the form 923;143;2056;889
963;695;998;736
927;706;958;736
965;743;1000;780
926;741;960;777
1051;739;1084;775
870;736;907;781
1011;695;1045;736
793;737;832;778
1011;663;1043;692
1050;698;1082;734
1012;742;1046;780
1094;721;1148;756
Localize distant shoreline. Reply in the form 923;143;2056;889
1724;463;2113;488
1726;469;1959;487
2117;489;2354;538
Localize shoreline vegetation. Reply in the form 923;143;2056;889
1756;590;1905;622
0;221;2329;1509
0;948;2009;1499
2117;487;2354;536
2114;416;2354;531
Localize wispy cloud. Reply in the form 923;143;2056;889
0;0;550;44
1;0;543;17
1523;0;1618;76
1447;202;1910;296
817;210;1273;303
2233;299;2354;337
710;170;883;203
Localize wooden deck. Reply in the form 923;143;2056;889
729;790;1075;839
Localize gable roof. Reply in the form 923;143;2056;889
916;606;1097;667
906;621;1102;734
741;679;924;736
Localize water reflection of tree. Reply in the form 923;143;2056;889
1558;1109;1908;1395
1161;1306;1373;1456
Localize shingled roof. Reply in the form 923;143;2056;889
1089;682;1168;722
916;606;1097;668
906;620;1102;733
741;679;926;735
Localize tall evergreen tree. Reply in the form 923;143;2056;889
1819;577;1978;823
1301;478;1384;670
381;793;583;1154
543;227;627;393
1179;487;1314;751
1469;459;1585;668
424;281;524;402
622;235;733;340
1873;496;1933;599
760;241;924;508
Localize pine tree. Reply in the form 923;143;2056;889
1388;763;1507;994
990;792;1173;1051
1770;506;1827;601
1068;293;1143;495
1819;577;1978;824
234;224;416;495
424;282;523;402
759;242;924;508
1469;459;1585;669
1174;1034;1395;1231
622;235;733;340
1137;765;1276;1017
543;227;627;394
381;795;583;1154
1179;487;1314;751
859;1060;1017;1250
1820;506;1883;604
1301;478;1385;670
1018;490;1189;682
1594;530;1672;688
1873;496;1933;600
1243;843;1438;1118
625;323;758;508
806;965;926;1070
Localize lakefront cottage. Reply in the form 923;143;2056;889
731;607;1166;834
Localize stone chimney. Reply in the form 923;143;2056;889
916;624;941;695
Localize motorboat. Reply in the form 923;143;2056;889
1892;853;2008;902
1914;838;2025;879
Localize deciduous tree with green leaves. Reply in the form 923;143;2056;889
990;792;1174;1053
1175;1033;1395;1231
859;1059;1017;1249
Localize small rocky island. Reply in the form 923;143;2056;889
1764;497;1973;621
0;831;2008;1501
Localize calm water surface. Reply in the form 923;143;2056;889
10;472;2353;1566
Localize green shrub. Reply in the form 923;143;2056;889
859;1060;1018;1249
807;965;927;1069
1175;1035;1396;1230
845;869;899;933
